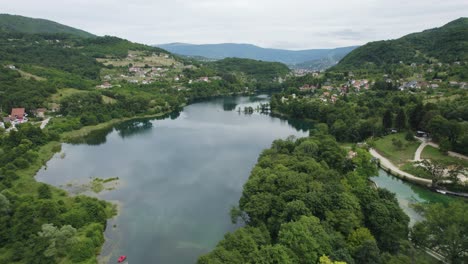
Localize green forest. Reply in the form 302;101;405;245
198;130;465;263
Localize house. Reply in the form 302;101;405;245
431;84;440;89
10;108;26;121
33;108;47;118
49;103;60;113
96;82;113;89
399;81;419;90
299;84;316;92
449;81;459;87
347;151;357;159
129;66;142;73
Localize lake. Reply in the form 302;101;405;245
36;95;449;263
36;95;310;263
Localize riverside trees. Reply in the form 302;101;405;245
198;133;410;263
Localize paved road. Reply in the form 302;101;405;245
369;148;432;185
414;142;428;161
40;117;51;129
415;137;468;161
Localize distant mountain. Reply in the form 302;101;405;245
334;17;468;70
0;14;95;38
156;43;358;69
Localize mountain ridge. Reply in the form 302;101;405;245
156;42;358;69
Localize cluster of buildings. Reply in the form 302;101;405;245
1;108;48;130
1;108;28;129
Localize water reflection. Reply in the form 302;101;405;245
222;98;238;111
37;95;312;264
115;120;153;138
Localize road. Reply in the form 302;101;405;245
40;117;51;129
369;148;432;186
414;142;428;161
415;137;468;161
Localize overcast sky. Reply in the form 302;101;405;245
2;0;468;50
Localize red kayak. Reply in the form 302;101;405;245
118;255;127;263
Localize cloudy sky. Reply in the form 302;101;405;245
2;0;468;49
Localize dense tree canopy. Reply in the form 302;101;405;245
198;132;410;263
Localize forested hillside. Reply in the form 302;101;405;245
334;18;468;71
0;14;95;38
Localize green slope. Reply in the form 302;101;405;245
334;17;468;70
0;13;95;38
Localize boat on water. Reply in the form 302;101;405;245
118;255;127;263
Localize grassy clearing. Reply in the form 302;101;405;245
17;69;47;81
373;133;420;166
50;88;88;103
102;95;117;104
422;145;468;167
401;163;433;179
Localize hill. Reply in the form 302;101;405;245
0;14;95;38
156;43;358;69
334;17;468;70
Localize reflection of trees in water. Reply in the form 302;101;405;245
116;120;153;138
269;112;314;132
68;127;112;146
223;97;238;111
67;111;182;146
169;111;180;120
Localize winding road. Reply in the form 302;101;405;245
369;148;432;185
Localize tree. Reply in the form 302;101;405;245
278;216;332;264
409;103;424;130
383;110;393;129
319;255;346;264
38;223;77;258
250;245;295;264
394;109;407;129
38;184;52;199
411;202;468;264
415;159;459;187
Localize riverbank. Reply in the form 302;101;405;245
60;110;178;142
370;148;433;187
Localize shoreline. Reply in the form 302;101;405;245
60;109;178;142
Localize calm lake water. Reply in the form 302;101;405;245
36;95;449;263
36;95;310;264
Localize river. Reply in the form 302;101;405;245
36;95;449;264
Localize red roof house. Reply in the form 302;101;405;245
10;108;25;120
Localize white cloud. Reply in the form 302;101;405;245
2;0;467;49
